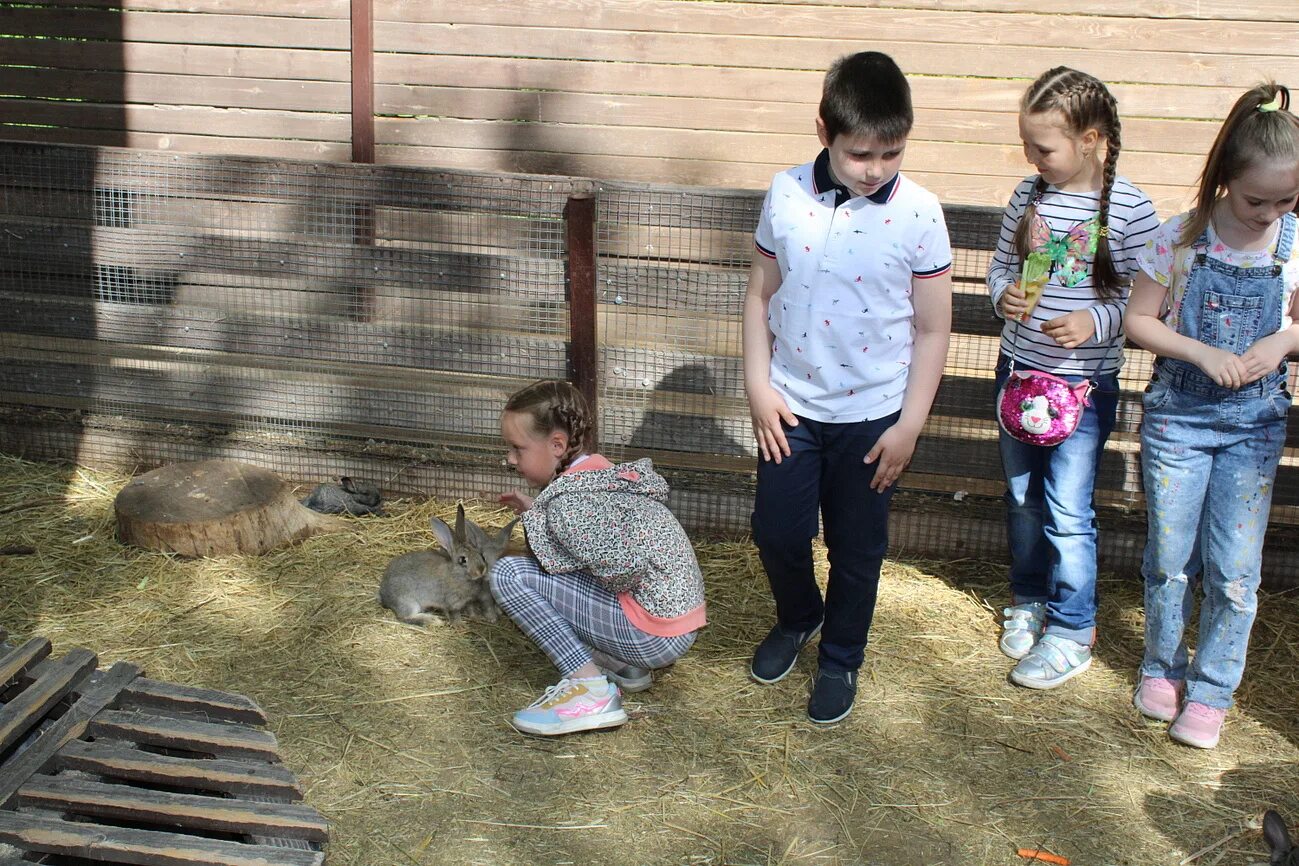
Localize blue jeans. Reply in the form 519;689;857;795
751;412;899;672
1139;368;1288;708
994;356;1118;643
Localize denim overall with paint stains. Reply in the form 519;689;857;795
1139;212;1295;708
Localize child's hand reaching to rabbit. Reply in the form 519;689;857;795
499;490;535;513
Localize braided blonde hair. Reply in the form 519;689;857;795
1012;67;1125;300
503;380;593;478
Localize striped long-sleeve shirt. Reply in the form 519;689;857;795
986;175;1159;375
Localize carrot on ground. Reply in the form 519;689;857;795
1016;848;1070;866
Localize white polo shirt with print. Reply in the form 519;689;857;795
755;150;952;423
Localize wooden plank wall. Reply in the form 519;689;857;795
0;0;353;160
3;1;1298;212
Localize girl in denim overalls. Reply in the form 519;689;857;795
1126;83;1299;749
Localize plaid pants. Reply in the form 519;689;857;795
489;555;696;677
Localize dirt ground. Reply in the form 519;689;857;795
2;454;1298;866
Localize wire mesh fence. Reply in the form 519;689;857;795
2;140;1298;584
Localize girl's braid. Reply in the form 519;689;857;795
1080;77;1122;300
550;390;592;473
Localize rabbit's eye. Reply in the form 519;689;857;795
458;555;468;566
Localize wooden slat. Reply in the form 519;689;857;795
0;68;350;114
29;0;348;14
3;8;347;49
0;649;98;756
56;739;302;799
87;710;282;761
371;117;1208;188
0;41;349;81
375;55;1251;122
0;100;350;144
0;661;140;806
119;678;269;726
370;86;1221;155
0;811;324;866
24;0;1299;22
372;144;1196;213
0;222;567;292
0;638;53;690
18;775;327;842
375;0;1299;56
373;24;1299;87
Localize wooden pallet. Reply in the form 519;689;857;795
0;627;327;865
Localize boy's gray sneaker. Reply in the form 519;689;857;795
999;602;1046;660
1008;634;1092;689
750;620;823;684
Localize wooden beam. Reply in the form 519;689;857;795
350;0;375;164
565;191;599;446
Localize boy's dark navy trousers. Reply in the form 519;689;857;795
751;411;900;673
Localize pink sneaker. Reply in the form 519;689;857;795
1168;701;1227;749
1133;676;1182;722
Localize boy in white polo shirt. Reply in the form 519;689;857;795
743;51;953;724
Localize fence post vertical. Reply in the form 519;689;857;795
564;190;599;447
349;0;376;321
349;0;374;164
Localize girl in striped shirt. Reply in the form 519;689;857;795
986;67;1159;690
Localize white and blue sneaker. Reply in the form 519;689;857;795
1009;634;1092;690
511;677;628;736
999;602;1046;660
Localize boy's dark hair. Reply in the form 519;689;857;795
1180;82;1298;247
819;52;913;144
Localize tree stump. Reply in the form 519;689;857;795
114;460;345;557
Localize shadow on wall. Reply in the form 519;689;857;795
625;363;748;457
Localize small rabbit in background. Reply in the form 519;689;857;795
1265;810;1298;865
302;476;384;516
378;503;517;625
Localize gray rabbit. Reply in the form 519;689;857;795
1265;810;1298;865
302;476;384;516
378;504;517;625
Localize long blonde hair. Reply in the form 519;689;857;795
1179;83;1298;247
1012;67;1124;300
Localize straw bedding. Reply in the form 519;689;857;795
2;453;1297;865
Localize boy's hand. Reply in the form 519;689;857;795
498;491;534;513
1240;332;1291;383
1194;345;1251;389
999;281;1028;322
863;423;918;493
748;385;797;464
1041;310;1096;349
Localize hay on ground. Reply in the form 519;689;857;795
2;453;1298;865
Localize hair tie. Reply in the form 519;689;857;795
1097;226;1110;238
1258;86;1290;113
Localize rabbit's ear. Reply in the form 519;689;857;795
454;503;468;542
463;519;491;552
429;515;456;552
1264;811;1294;855
493;518;520;553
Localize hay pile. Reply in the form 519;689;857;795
2;453;1298;866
